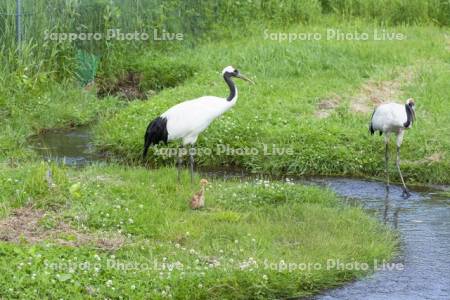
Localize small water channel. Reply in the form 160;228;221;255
29;126;102;166
29;127;450;300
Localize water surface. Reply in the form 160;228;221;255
29;127;101;166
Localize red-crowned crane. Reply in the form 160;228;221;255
143;66;254;182
369;98;416;198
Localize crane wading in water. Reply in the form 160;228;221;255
143;66;254;182
369;98;416;198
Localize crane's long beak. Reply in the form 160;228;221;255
237;74;255;84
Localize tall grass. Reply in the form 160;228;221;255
0;0;322;79
321;0;449;26
1;0;447;81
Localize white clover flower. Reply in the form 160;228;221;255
106;279;113;287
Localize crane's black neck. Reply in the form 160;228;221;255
404;103;415;128
224;74;236;102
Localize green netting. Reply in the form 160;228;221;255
75;49;99;86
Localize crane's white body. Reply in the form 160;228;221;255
162;95;237;145
371;103;411;137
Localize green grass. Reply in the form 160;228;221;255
0;163;396;299
0;9;447;298
93;22;450;184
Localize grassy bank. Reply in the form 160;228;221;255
93;22;450;184
0;163;396;298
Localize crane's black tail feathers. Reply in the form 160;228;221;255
369;123;375;135
143;117;168;158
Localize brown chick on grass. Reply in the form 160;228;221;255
190;179;208;209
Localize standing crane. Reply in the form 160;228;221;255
143;66;254;182
369;98;416;198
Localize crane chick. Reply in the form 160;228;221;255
190;179;208;210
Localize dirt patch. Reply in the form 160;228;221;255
350;68;415;114
315;95;342;119
404;152;445;165
315;67;415;118
97;72;155;100
0;207;125;250
426;152;445;162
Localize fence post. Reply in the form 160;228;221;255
16;0;22;46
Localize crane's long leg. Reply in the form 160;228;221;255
396;146;410;198
395;130;410;197
177;145;184;183
189;145;195;184
384;142;390;192
383;188;389;225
